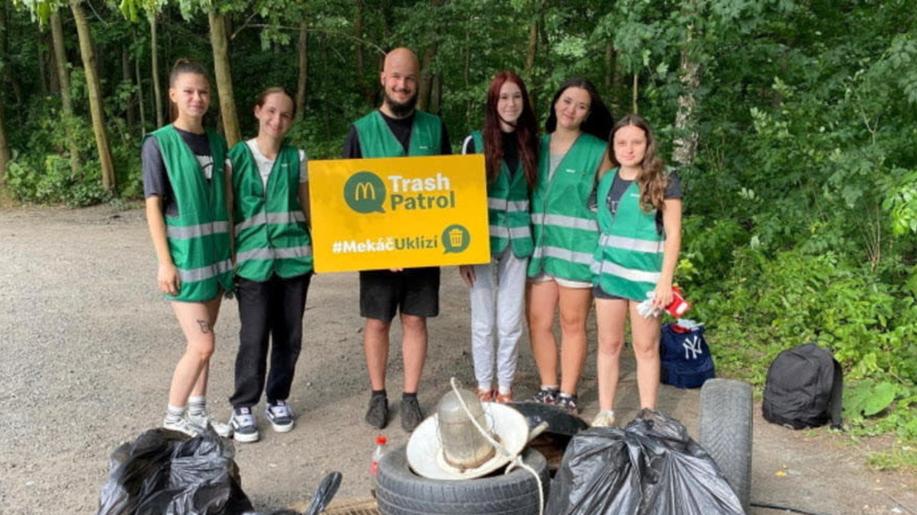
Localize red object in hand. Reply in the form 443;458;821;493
666;286;690;318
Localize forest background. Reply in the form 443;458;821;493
0;0;914;467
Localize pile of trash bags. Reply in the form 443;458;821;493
97;427;253;514
546;410;744;515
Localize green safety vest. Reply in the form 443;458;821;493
528;133;606;282
471;131;533;258
591;169;664;301
353;110;442;157
230;141;313;281
148;125;233;302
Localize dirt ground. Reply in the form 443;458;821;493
0;204;914;515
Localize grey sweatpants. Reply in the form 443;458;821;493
469;248;528;393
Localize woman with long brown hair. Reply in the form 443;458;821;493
590;114;683;427
459;71;539;403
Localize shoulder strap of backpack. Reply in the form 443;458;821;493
830;358;844;430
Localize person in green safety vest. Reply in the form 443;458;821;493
342;48;452;433
590;115;683;428
141;60;234;438
226;87;313;443
527;78;613;414
459;71;540;404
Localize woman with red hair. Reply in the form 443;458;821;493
459;71;540;403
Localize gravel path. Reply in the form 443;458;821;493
0;205;913;514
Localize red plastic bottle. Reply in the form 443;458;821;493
369;435;388;477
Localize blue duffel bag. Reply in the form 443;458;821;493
660;322;715;388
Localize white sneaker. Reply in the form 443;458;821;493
163;415;201;437
265;401;295;433
187;410;233;438
591;410;616;428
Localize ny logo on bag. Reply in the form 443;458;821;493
683;335;704;360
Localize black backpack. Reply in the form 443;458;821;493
762;343;843;429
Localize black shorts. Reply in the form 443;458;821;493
359;267;440;322
593;284;628;301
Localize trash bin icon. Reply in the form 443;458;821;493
449;229;464;248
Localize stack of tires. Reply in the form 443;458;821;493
375;448;549;515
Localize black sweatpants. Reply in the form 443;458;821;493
230;273;311;409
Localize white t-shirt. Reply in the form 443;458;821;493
244;139;308;189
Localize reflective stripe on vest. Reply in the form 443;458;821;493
531;213;598;232
489;225;531;239
234;211;306;236
488;198;529;212
166;221;231;240
532;245;594;266
591;259;661;284
236;245;313;263
598;233;664;254
179;259;233;283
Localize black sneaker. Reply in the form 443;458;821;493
265;400;295;433
531;387;560;405
231;407;259;443
400;396;424;432
556;393;579;414
365;394;389;429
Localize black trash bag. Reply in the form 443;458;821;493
545;410;744;515
98;427;254;515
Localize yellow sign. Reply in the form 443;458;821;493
309;154;491;272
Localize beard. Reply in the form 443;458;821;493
384;90;418;118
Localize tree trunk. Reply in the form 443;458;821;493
43;32;56;96
354;0;372;105
672;0;702;169
208;10;240;146
294;20;308;121
0;4;7;182
417;46;436;112
69;0;115;191
135;51;147;134
122;48;136;126
524;1;544;109
429;72;442;115
149;13;163;127
51;10;82;177
605;42;620;113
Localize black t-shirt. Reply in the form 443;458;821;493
605;172;682;234
142;127;215;217
461;131;520;175
342;110;452;158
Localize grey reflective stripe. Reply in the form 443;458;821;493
234;211;306;235
489;225;531;238
531;213;597;231
166;221;230;239
599;233;663;254
488;198;529;212
594;259;661;283
532;245;594;265
236;245;313;263
178;259;232;283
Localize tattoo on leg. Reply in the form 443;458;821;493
196;319;211;334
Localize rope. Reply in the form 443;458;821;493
449;377;545;515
